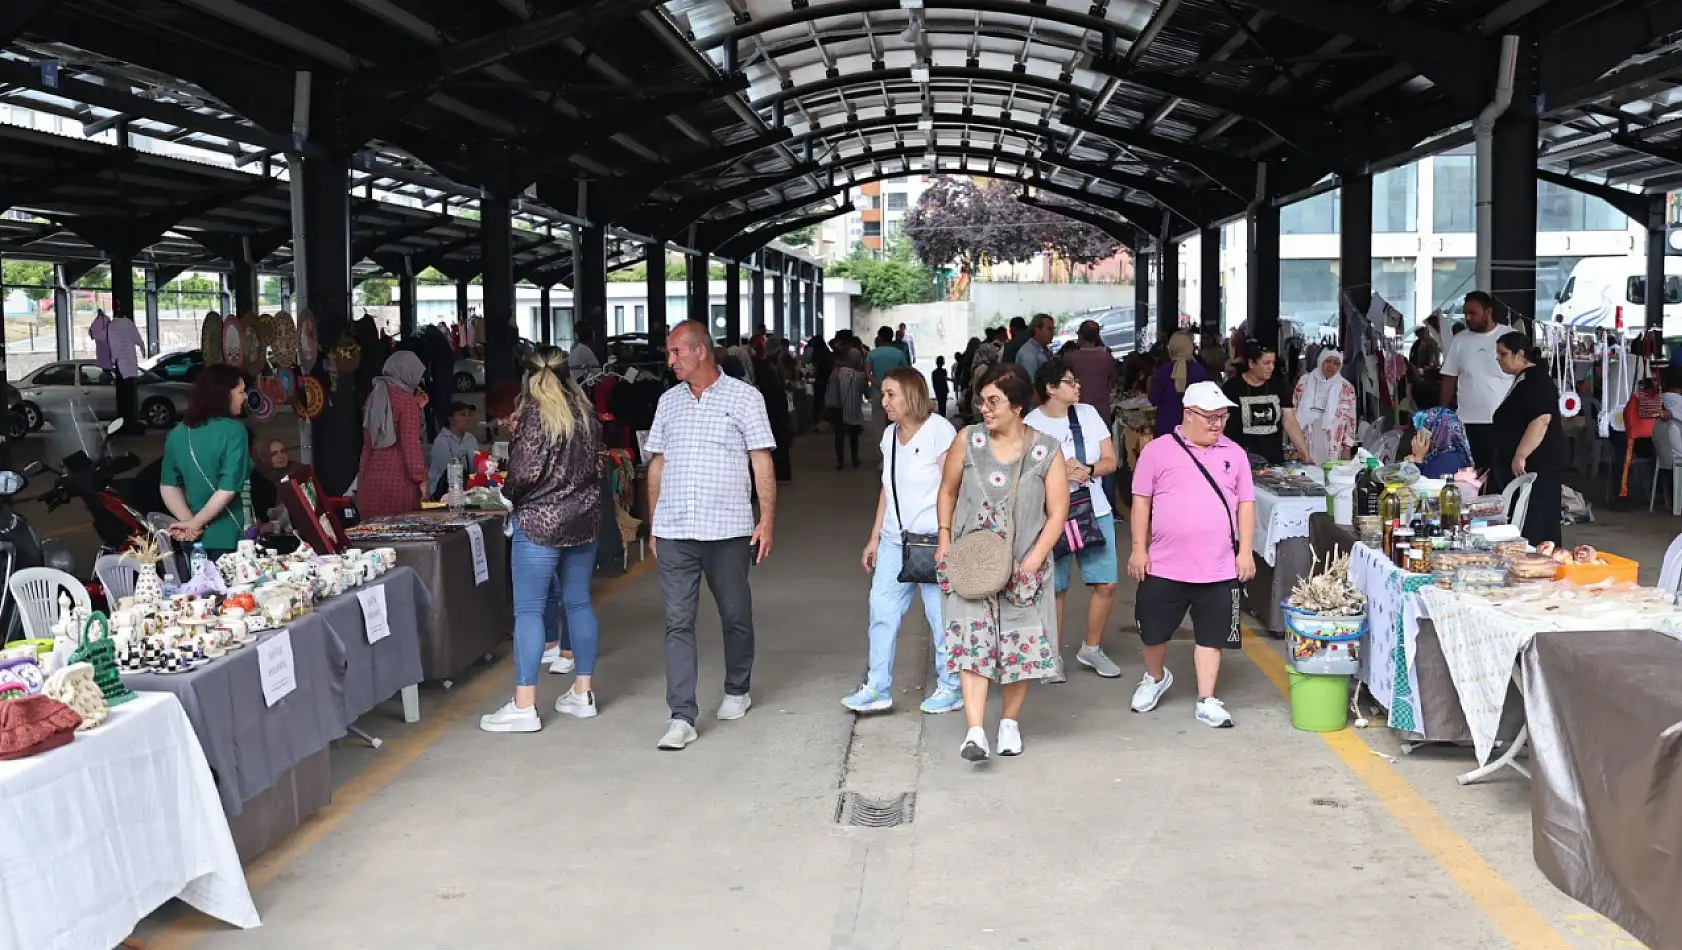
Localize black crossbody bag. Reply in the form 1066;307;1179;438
1053;408;1107;557
890;427;941;584
1171;433;1245;647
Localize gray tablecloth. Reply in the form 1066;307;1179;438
375;520;511;681
1244;536;1309;634
121;567;427;817
1525;629;1682;950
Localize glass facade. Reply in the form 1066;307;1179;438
1371;257;1416;319
1373;166;1417;233
1537;180;1626;231
1433;155;1475;233
1431;258;1476;312
1280;259;1339;315
1281;190;1339;235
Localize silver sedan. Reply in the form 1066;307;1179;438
17;360;193;431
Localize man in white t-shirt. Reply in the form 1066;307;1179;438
1440;291;1514;475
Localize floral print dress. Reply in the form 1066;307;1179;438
941;425;1061;684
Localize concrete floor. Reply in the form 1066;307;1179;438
109;430;1670;950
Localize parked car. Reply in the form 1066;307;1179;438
1052;306;1141;355
143;348;205;383
454;357;485;392
17;360;192;431
606;333;666;369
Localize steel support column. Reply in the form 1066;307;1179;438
1157;240;1179;341
231;236;258;316
784;266;797;341
217;273;232;319
1648;196;1667;331
1133;228;1150;350
455;280;470;324
802;262;816;339
298;115;356;493
724;261;742;343
480;146;517;392
815;266;825;339
278;277;292;314
1249;202;1282;349
686;253;709;328
1339;172;1374;351
110;255;135;334
538;284;552;344
52;265;69;360
144;269;160;356
645;242;667;343
770;253;784;343
1490;49;1539;332
749;254;766;340
397;254;417;337
574;223;608;346
1200;226;1222;350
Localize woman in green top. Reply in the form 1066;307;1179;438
161;364;252;557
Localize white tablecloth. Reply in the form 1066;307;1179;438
0;691;260;950
1254;486;1328;565
1348;542;1433;734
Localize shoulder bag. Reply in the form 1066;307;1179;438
1170;433;1245;646
1054;409;1107;558
890;425;940;584
943;429;1026;600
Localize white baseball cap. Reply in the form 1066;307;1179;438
1182;380;1238;413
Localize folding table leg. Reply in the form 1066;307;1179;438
1456;726;1530;785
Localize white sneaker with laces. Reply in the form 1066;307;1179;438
996;718;1023;756
548;655;576;675
656;718;697;750
480;701;541;733
1196;697;1235;729
555;688;598;719
1130;669;1174;713
960;726;990;761
717;693;752;721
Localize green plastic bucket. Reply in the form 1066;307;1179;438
1287;668;1350;733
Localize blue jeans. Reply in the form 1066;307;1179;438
866;536;957;693
512;523;599;688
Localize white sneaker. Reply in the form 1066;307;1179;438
1196;697;1235;729
997;718;1022;756
548;655;576;675
479;701;541;733
555;688;598;719
656;718;697;750
717;693;752;721
960;726;990;761
1130;669;1174;713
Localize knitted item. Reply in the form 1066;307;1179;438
69;613;136;708
43;662;107;730
0;695;81;759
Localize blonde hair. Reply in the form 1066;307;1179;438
882;367;933;423
518;345;590;443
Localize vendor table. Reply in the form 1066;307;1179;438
1524;629;1682;950
360;513;511;681
1243;486;1326;633
120;567;428;820
0;691;261;949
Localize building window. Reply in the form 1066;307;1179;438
634;304;646;332
1370;257;1416;320
1279;259;1339;316
1373;165;1417;234
613;304;625;335
885;219;903;240
1537;180;1627;231
885;192;908;211
862;195;880;210
1280;190;1339;235
863;220;882;237
1432;258;1477;311
1433;155;1475;233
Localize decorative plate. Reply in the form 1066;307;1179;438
268;311;298;368
297;311;319;368
275;367;296;404
245;386;274;421
221;314;244;367
241;321;263;376
201;312;224;365
296;376;326;420
258;374;286;406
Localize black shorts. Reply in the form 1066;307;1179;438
1135;575;1242;649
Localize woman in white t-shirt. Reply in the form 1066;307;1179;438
843;367;963;716
1027;357;1124;683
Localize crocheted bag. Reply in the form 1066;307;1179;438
942;440;1026;601
69;612;135;707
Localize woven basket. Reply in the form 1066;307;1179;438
69;612;134;707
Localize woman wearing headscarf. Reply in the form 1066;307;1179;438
1401;407;1474;479
1147;330;1207;437
806;335;833;432
357;350;429;517
1292;349;1357;464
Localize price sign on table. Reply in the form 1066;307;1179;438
358;585;390;645
257;630;297;707
466;522;489;585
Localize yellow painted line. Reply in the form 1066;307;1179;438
1242;628;1573;950
141;556;656;950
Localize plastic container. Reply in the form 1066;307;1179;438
1556;552;1639;586
1281;605;1363;675
1288;669;1351;732
1326;467;1358;525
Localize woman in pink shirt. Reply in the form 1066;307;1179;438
1126;381;1255;729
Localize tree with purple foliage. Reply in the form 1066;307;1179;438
904;177;1123;274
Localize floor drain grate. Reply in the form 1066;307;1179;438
835;792;916;828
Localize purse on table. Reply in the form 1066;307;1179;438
890;426;940;585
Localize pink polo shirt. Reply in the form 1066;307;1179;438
1130;427;1254;583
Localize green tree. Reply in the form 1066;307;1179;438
781;223;817;246
829;240;935;309
608;263;646;283
2;260;53;303
172;274;219;311
72;265;110;290
359;276;393;306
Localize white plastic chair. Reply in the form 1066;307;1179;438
1502;473;1537;533
93;554;141;602
1651;421;1682;516
7;567;92;640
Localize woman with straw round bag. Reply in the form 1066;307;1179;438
935;363;1068;762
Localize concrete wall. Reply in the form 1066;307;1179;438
969;281;1134;326
852;301;970;365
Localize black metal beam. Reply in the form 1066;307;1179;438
699;188;847;251
1535;169;1648;220
1229;0;1492;100
607;129;795;205
717;203;854;260
629;162;820;238
515;77;749;153
1058;112;1255;194
351;214;453;262
1039;152;1227;223
1018;195;1135;248
62;178;282;256
696;0;1138;52
795;112;1059;155
410;232;483;273
513;245;572;283
1085;56;1339;158
1539;1;1682;104
0;148;138;213
0;222;66;253
0;0;57;46
1608;132;1682;175
750;67;1090;114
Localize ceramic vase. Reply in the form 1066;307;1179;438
134;561;163;604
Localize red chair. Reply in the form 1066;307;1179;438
279;466;351;553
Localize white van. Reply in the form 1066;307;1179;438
1550;255;1682;336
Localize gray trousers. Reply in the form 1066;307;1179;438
657;537;755;724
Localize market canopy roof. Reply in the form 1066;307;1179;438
2;0;1680;259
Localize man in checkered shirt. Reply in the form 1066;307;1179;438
646;321;778;751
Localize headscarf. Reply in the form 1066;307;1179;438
249;437;290;483
364;350;426;450
1296;349;1347;434
1417;407;1472;463
1167;331;1195;393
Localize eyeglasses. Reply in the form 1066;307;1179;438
1186;408;1230;423
1060;377;1080;388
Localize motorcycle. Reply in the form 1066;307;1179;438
0;462;49;643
